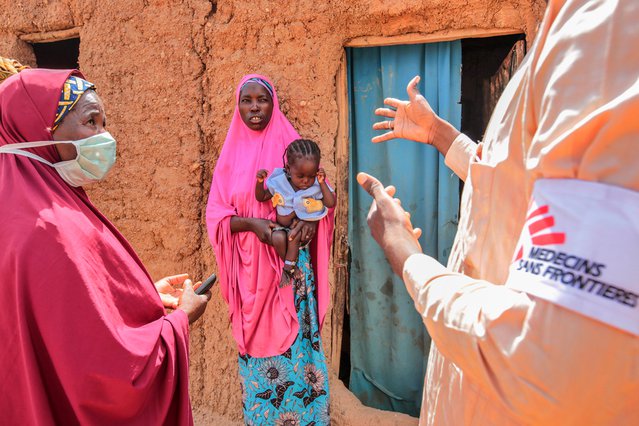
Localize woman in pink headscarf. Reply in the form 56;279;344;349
206;74;334;424
0;63;210;425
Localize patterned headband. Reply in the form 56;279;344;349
241;77;274;98
53;76;95;130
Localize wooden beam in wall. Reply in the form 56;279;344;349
346;28;522;48
330;50;350;375
19;27;81;43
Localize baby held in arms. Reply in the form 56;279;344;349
255;138;336;286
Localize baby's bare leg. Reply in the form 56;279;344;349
278;232;301;288
285;231;302;265
271;230;288;260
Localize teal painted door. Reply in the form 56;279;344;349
347;42;461;416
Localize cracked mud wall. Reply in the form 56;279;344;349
1;0;545;423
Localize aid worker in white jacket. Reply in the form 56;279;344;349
358;0;639;424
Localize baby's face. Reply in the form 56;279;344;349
287;158;319;191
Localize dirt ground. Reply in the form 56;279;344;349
0;0;545;423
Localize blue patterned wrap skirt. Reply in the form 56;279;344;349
238;248;330;425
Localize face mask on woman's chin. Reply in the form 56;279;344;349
0;132;117;187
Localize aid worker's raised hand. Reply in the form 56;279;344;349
357;172;422;276
372;76;460;156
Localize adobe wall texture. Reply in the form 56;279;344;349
1;0;545;423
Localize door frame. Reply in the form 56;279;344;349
329;28;523;374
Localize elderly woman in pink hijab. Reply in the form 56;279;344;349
0;61;210;425
206;74;334;424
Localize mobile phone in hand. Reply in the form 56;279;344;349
195;273;217;295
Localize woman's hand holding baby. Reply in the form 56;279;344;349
252;218;277;244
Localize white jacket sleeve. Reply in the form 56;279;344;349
402;254;533;394
443;133;477;182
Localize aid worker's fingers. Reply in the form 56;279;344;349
372;121;394;131
374;107;397;118
413;228;422;239
407;76;422;101
357;172;388;201
385;185;396;198
371;131;397;144
383;97;403;109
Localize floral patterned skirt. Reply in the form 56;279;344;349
238;248;330;426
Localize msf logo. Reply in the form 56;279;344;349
514;204;566;262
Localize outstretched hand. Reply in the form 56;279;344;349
357;172;422;276
372;76;459;155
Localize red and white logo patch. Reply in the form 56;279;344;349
507;179;639;336
513;204;566;262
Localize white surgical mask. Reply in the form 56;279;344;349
0;132;117;187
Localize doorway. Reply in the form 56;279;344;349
337;34;526;416
346;41;462;416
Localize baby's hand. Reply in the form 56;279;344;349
256;169;269;183
317;168;326;183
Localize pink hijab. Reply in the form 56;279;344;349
0;69;192;424
206;74;335;357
